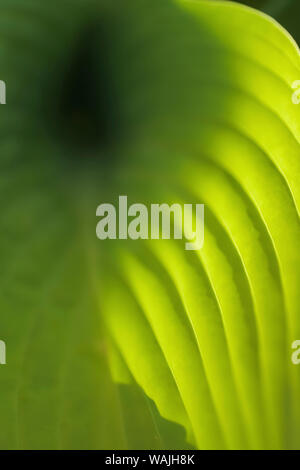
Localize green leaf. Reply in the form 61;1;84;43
0;0;299;449
226;0;300;43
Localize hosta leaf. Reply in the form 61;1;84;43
0;0;299;450
229;0;300;44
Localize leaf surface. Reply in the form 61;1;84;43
0;0;299;449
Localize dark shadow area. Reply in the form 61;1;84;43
117;383;195;450
57;25;115;157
